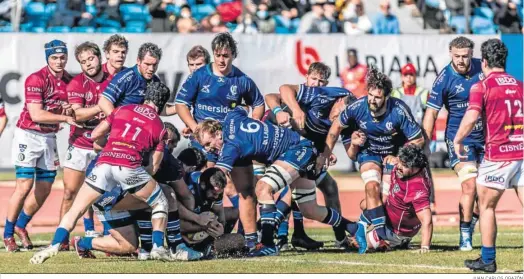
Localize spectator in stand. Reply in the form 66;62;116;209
494;0;523;33
297;0;330;33
340;48;368;98
233;13;259;34
373;0;400;34
96;0;123;27
340;0;372;35
255;3;276;33
177;17;197;33
207;13;228;33
49;0;94;27
148;0;176;32
395;0;426;34
323;0;341;32
391;63;429;125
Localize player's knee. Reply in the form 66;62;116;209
260;165;292;193
160;184;177;211
292;187;317;216
115;237;137;254
365;181;381;197
147;184;168;220
224;181;237;198
63;188;78;201
255;181;273;199
35;168;57;184
461;180;477;196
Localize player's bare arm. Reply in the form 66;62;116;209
175;103;198;134
318;118;344;172
160;105;176;117
453;109;481;159
71;104;102;122
345;130;366;161
147;150;164;175
415;207;433;252
27;103;79;127
279;84;305;129
422;108;439;143
251;104;265;121
98;96;115;116
407;134;425;149
91;119;111;141
172;179;195;209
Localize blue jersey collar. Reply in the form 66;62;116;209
132;65;146;82
206;63;236;78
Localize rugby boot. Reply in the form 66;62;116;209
29;244;59;264
248;243;278;257
459;236;473;251
137;248;151;261
465;257;497;273
170;243;203;261
59;240;70;251
3;237;19;252
335;236;351;250
14;226;33;250
276;236;290;251
71;236;96;259
291;234;323;250
355;221;368;254
150;245;171;261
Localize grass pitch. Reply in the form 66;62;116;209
0;226;522;274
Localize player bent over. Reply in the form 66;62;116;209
357;145;433;254
29;82;171;264
455;39;523;273
3;40;78;252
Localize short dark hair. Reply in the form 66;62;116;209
164;122;180;142
177;147;207;170
211;32;238;58
481;39;508;70
138;42;162;61
75;42;101;63
199;167;227;192
307;62;331;80
103;34;128;53
144;81;170;112
187;45;211;64
449;36;474;51
366;66;393;97
398;144;427;169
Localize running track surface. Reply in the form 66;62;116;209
0;175;522;233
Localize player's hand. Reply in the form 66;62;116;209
351;130;367;147
197;212;216;228
383;155;398;166
315;153;329;174
182;127;192;138
64;116;82;128
276;111;291;128
206;221;224;238
291;109;306;130
412;246;430;254
453;141;468;160
328;153;337;166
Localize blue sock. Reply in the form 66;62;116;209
277;220;289;238
275;200;291;225
366;206;387;239
15;210;32;229
245;232;258;249
102;222;110;236
481;246;496;264
347;222;358;236
260;203;276;246
359;212;371;225
322;207;347;241
460;221;472;240
292;202;306;237
77;237;93;250
230;195;239;208
83;217;95;232
152;230;164;248
166;211;183;251
51;227;70;246
4;219;15;238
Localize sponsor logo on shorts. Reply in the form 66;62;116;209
18;153;25;161
19;144;27;152
125;175;143;185
87;173;97;182
67;152;72;160
485;175;505;184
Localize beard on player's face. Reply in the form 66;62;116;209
85;63;102;78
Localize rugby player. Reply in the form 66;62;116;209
174;32;265;248
319;67;425;246
164;45;211;117
80;34;129;237
3;40;78;252
194;107;362;257
264;62;356;250
29;81;172;264
454;39;523;273
357;145;433;254
60;42;111;241
422;36;484;251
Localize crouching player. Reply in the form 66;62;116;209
195;107;363;256
356;145;433;254
29;82;171;264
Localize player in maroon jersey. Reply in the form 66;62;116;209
102;34;128;78
454;39;523;273
60;42;111;238
30;81;173;264
356;144;433;254
3;40;79;252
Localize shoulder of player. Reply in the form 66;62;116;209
112;67;135;84
432;64;451;88
347;97;366;110
26;68;47;85
390;98;413;117
67;73;85;88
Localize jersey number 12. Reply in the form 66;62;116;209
504;100;523;117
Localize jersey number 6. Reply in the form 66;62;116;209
240;122;260;133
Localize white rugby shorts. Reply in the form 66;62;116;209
11;127;59;170
477;159;524;190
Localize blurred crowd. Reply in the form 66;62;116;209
0;0;522;34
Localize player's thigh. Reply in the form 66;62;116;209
12;128;44;169
84;163;118;194
63;146;96;173
290;178;319;218
230;162;255;194
259;160;301;194
477;159;521;191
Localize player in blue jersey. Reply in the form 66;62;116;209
174;33;265;249
98;42;162;116
264;62;356;250
164;45;211;117
422;37;484;251
195;107;365;256
319;67;425;247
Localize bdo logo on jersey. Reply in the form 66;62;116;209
295;40;320;77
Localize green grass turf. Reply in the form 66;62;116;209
0;226;522;274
